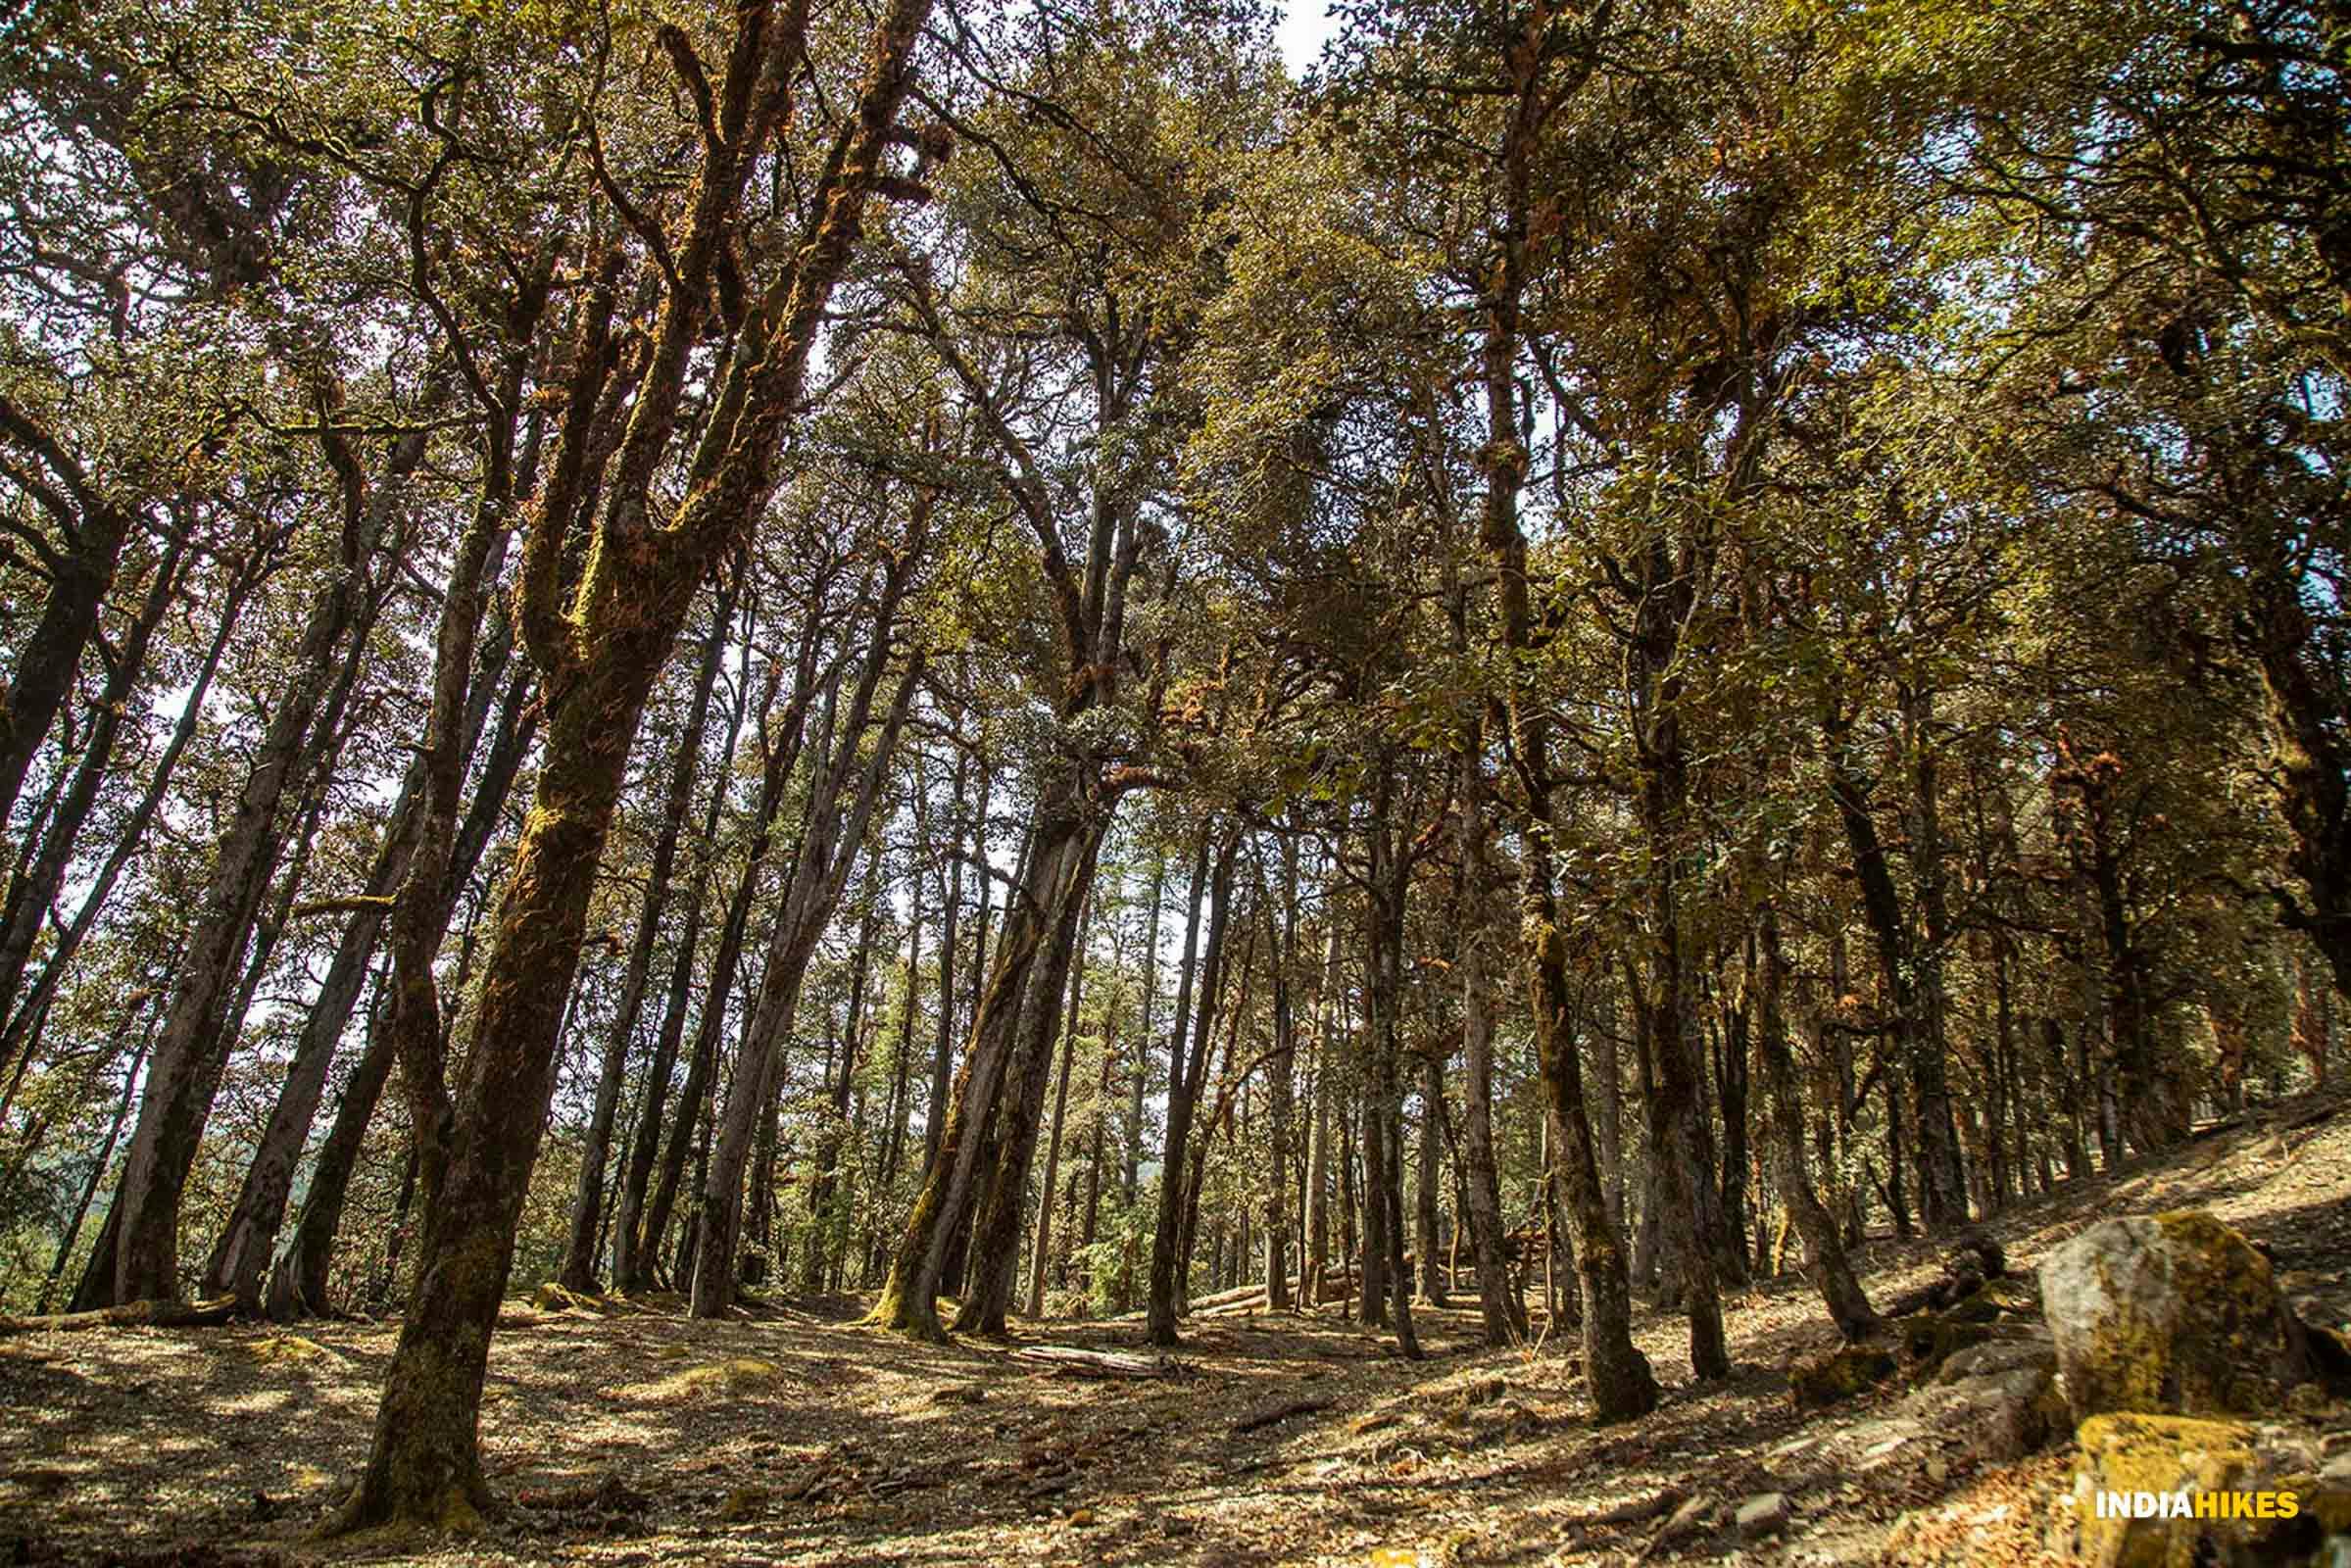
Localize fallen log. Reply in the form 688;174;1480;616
0;1296;238;1336
1230;1396;1334;1436
1013;1345;1184;1379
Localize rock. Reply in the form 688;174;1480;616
1888;1307;2001;1376
1067;1507;1097;1527
718;1486;769;1523
533;1281;618;1315
245;1334;334;1364
1734;1493;1790;1540
1788;1344;1897;1409
1935;1337;2055;1387
1573;1486;1684;1527
2061;1412;2249;1566
2054;1410;2351;1567
614;1356;783;1402
2038;1210;2313;1421
1915;1359;2067;1465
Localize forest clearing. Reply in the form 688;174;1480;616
6;0;2351;1562
4;1095;2347;1566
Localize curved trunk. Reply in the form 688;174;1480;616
1756;904;1876;1340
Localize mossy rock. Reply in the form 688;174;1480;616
2063;1412;2257;1568
1788;1344;1897;1410
1976;1275;2041;1316
2038;1210;2302;1422
613;1356;783;1401
533;1282;622;1315
2060;1413;2348;1567
246;1333;335;1365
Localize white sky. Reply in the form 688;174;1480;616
1277;0;1342;76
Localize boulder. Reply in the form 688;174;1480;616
2037;1211;2317;1422
2054;1411;2351;1567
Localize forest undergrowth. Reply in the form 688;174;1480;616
4;1095;2344;1568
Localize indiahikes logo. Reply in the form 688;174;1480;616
2091;1490;2302;1521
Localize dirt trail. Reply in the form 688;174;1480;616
3;1096;2345;1568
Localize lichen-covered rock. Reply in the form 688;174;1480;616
2059;1412;2259;1567
2054;1412;2351;1567
2038;1210;2307;1422
1789;1344;1897;1409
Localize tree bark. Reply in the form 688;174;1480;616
1757;903;1876;1339
94;411;411;1308
561;581;734;1292
1146;826;1235;1346
333;9;933;1520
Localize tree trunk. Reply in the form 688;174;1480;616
1459;895;1526;1344
963;834;1102;1334
1027;882;1097;1317
692;609;924;1317
1265;841;1298;1312
332;14;933;1520
1757;903;1876;1339
873;781;1097;1340
561;583;734;1292
1145;826;1233;1346
96;417;410;1307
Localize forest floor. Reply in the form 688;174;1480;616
3;1096;2347;1568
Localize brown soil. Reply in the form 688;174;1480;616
3;1096;2345;1568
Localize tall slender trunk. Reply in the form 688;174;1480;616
1304;920;1337;1309
691;604;924;1318
961;833;1102;1334
0;395;139;838
561;583;734;1291
922;747;966;1178
1416;1051;1447;1307
1124;854;1164;1206
94;419;411;1307
1027;880;1096;1317
806;879;884;1292
872;779;1097;1340
1479;283;1657;1415
0;535;186;1042
1146;826;1235;1346
1265;840;1298;1311
39;1009;158;1313
1757;903;1876;1339
614;612;755;1290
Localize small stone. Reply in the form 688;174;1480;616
1734;1492;1790;1540
1067;1507;1097;1527
1925;1455;1949;1484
